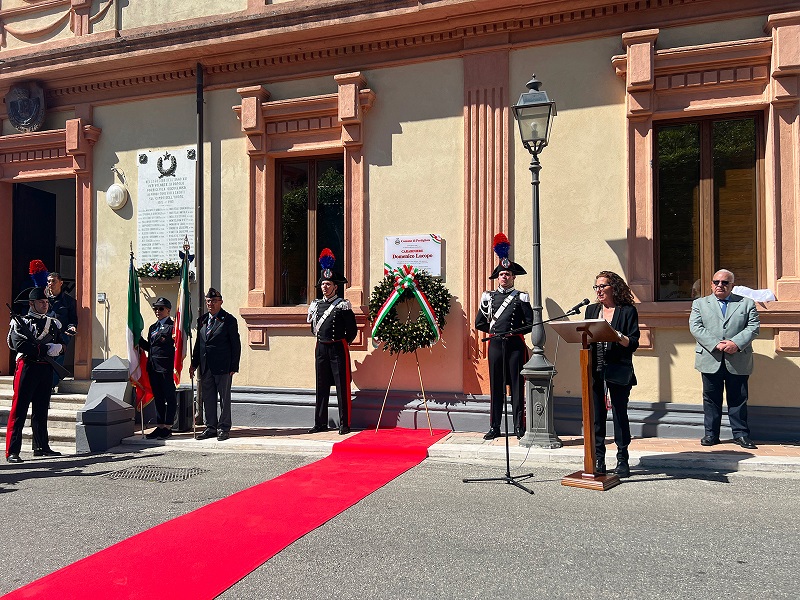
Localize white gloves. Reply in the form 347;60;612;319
46;343;63;357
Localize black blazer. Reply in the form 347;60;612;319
140;317;175;374
191;309;242;375
585;302;640;386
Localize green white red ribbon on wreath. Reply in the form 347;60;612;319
371;265;440;342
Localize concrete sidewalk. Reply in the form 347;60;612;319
115;427;800;475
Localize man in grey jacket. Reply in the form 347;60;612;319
689;269;760;449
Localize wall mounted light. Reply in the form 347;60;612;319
106;165;128;210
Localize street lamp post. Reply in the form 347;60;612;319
512;75;562;449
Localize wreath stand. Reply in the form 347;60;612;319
370;266;451;436
375;349;433;435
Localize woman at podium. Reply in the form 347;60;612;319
585;271;640;478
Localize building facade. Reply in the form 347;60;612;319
1;0;799;438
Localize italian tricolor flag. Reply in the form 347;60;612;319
127;255;153;409
173;252;192;385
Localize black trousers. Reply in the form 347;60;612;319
314;340;351;428
199;370;233;432
148;367;177;427
592;374;632;460
6;360;52;457
701;362;750;438
487;335;527;432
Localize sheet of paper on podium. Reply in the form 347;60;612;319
550;318;619;346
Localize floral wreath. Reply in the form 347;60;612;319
369;266;452;354
136;260;182;279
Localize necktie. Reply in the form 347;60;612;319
206;316;214;335
720;299;728;317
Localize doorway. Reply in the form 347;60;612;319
10;180;77;374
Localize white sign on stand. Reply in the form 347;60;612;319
137;147;197;265
384;234;443;277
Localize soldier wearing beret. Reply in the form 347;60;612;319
140;297;176;440
307;249;357;435
190;287;241;441
475;234;534;441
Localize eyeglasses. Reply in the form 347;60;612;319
153;307;167;311
205;298;222;303
592;284;610;291
712;280;731;286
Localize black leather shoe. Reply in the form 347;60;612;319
483;428;500;440
307;425;329;434
700;435;720;446
614;460;630;478
338;426;351;435
195;428;217;440
732;436;757;449
157;429;172;440
217;430;230;441
145;428;162;439
514;428;526;440
595;458;607;475
7;454;23;464
33;449;62;457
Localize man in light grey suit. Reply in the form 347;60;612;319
689;269;760;449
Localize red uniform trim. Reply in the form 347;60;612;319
342;340;352;427
6;359;24;458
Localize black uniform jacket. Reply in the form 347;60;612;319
308;297;358;344
475;289;534;336
48;292;78;331
8;311;63;361
139;317;175;374
585;302;640;385
191;309;241;375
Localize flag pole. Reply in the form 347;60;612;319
189;334;196;438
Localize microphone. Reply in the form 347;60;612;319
567;298;590;315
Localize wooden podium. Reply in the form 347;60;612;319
550;319;621;491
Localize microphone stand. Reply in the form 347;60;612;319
462;303;586;494
463;326;534;493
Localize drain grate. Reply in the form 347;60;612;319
105;465;208;483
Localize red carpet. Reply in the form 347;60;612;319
3;428;449;600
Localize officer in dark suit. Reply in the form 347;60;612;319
475;233;534;440
189;288;241;441
46;272;77;390
307;249;358;435
7;275;64;463
139;297;176;440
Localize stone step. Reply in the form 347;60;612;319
0;425;77;452
0;392;87;408
0;376;89;447
0;376;91;395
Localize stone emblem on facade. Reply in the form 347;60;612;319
6;82;46;133
534;402;544;416
157;152;177;178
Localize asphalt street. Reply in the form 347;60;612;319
1;448;798;599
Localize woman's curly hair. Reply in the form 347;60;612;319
596;270;635;306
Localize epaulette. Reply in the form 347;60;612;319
518;292;530;303
337;299;352;311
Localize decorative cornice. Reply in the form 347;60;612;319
1;0;796;109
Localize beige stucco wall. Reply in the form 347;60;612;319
510;25;800;408
357;60;465;394
92;88;248;375
86;13;799;407
91;63;465;393
510;35;630;401
121;0;246;31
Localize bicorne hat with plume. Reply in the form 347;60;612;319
14;259;50;303
316;248;348;286
489;233;527;279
